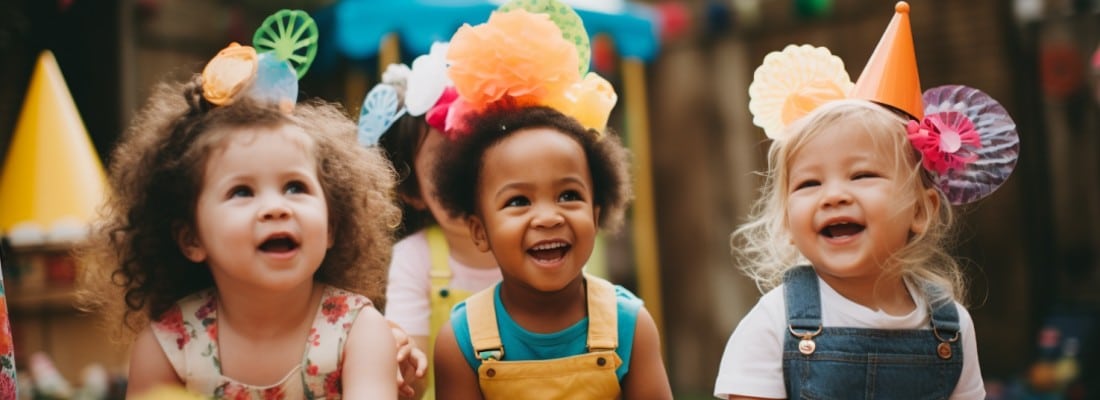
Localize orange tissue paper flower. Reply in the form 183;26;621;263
545;72;617;132
447;9;580;109
202;43;258;105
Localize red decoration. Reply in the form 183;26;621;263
1040;43;1085;100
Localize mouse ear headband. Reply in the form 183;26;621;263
442;0;618;140
747;2;1019;205
200;9;318;113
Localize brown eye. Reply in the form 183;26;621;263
558;190;583;202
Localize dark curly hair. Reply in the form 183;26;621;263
78;76;400;342
377;114;435;238
432;105;632;232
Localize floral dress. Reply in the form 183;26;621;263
152;285;371;399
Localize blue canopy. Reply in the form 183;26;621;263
331;0;661;62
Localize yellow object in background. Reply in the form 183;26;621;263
0;51;107;248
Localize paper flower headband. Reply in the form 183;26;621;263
201;9;318;112
357;42;457;146
747;2;1019;205
446;0;618;139
358;0;618;146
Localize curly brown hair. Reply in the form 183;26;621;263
78;76;400;342
432;105;633;232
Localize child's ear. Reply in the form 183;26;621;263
174;222;207;263
593;205;601;225
468;216;491;253
399;193;428;211
911;188;940;235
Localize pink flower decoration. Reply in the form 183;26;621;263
906;111;983;175
425;86;459;133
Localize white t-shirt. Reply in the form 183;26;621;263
714;275;985;400
384;230;502;337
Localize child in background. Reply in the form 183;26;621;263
428;2;673;398
80;26;404;398
358;45;501;400
714;3;1019;399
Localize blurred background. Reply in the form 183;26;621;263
0;0;1097;399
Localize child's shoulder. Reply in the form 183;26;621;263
393;229;430;254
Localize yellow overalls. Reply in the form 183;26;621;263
465;275;622;400
424;226;472;400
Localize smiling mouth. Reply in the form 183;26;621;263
528;241;571;262
821;222;865;238
259;235;300;253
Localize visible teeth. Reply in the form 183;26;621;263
531;242;566;251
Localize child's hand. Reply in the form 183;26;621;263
389;320;428;398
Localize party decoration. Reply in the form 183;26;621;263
199;9;315;108
201;43;258;106
448;9;580;109
405;42;452;117
444;0;618;135
252;9;319;79
0;51;107;247
915;85;1019;205
747;44;853;140
850;1;922;120
498;0;591;75
746;2;1019;205
246;52;298;111
357;84;406;146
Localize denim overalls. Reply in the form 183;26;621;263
783;266;963;399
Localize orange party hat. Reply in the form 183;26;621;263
851;1;923;120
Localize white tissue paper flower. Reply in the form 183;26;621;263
382;63;411;86
405;42;452;116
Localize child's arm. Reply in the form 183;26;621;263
126;326;183;397
433;321;483;400
621;307;673;400
343;306;399;398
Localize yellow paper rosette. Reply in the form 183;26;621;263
748;44;853;140
545;72;618;133
201;43;258;105
447;9;580;109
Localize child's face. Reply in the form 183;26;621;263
413;128;470;236
179;124;330;293
469;128;599;293
784;125;933;286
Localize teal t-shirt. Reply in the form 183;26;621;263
450;282;643;381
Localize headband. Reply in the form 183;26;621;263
747;2;1019;205
357;43;456;146
445;0;617;139
200;9;318;112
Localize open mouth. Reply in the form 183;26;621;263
821;222;865;238
527;241;571;262
259;234;300;253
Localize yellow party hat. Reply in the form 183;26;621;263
850;1;924;120
0;51;107;248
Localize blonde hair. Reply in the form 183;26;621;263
731;99;966;305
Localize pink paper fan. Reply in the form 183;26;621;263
921;85;1019;205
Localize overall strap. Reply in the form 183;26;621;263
584;275;618;351
924;284;961;342
783;266;823;332
466;287;503;361
427;226;452;289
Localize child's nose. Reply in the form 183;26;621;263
531;205;565;228
820;183;852;207
258;196;293;221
